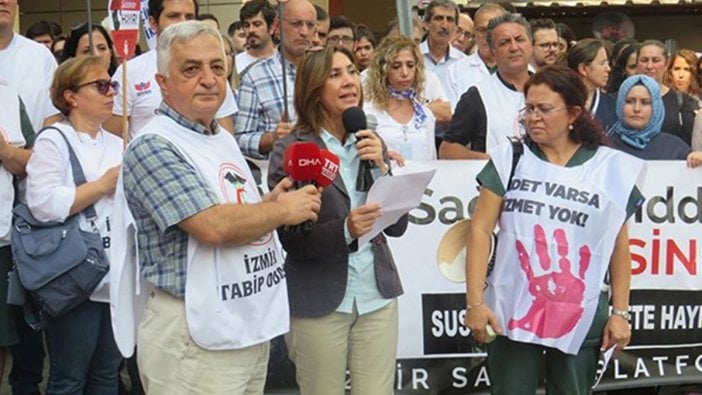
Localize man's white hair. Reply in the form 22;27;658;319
157;20;225;76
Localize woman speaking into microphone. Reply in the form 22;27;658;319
268;47;407;395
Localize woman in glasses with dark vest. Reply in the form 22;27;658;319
24;55;122;393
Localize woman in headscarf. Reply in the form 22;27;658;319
610;74;701;167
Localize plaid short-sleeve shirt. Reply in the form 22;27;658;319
122;103;219;298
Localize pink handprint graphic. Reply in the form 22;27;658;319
508;224;591;339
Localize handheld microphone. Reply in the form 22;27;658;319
283;142;322;185
282;142;323;233
342;107;375;192
316;149;340;188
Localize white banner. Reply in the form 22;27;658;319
385;160;702;392
139;0;157;50
263;160;702;392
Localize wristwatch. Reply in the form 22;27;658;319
611;308;631;321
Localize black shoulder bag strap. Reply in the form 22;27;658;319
484;137;525;280
507;137;524;188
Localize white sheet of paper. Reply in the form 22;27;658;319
358;169;436;247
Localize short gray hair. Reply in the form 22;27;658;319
486;13;532;50
157;20;225;76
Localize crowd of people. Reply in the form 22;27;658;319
1;0;701;394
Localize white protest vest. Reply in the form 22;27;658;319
485;143;643;354
140;116;289;350
478;73;525;152
0;84;25;244
110;172;152;358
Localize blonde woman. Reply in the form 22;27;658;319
364;35;436;162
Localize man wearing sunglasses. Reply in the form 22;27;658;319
104;0;238;140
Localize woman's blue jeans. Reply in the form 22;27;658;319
45;300;122;395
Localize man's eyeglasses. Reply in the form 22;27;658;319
75;79;119;95
455;28;474;41
535;42;559;50
327;35;354;45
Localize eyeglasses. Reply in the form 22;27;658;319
520;105;567;118
535;42;559;50
327;35;354;45
455;28;474;40
75;79;119;95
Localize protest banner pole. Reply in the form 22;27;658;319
396;0;413;39
277;0;289;118
108;0;141;148
121;61;128;148
87;0;94;54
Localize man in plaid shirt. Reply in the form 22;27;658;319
120;21;321;393
234;0;317;159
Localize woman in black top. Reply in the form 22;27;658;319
636;40;698;145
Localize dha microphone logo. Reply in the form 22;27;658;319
297;158;322;167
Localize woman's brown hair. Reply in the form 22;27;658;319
51;55;107;116
293;46;361;135
524;65;607;149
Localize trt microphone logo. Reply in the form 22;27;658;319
321;160;339;179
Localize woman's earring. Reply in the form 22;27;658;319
568;124;574;131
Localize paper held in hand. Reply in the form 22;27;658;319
359;169;436;247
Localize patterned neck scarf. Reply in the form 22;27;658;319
387;86;428;130
610;75;664;149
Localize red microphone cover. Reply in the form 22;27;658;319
284;142;322;182
316;149;340;187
